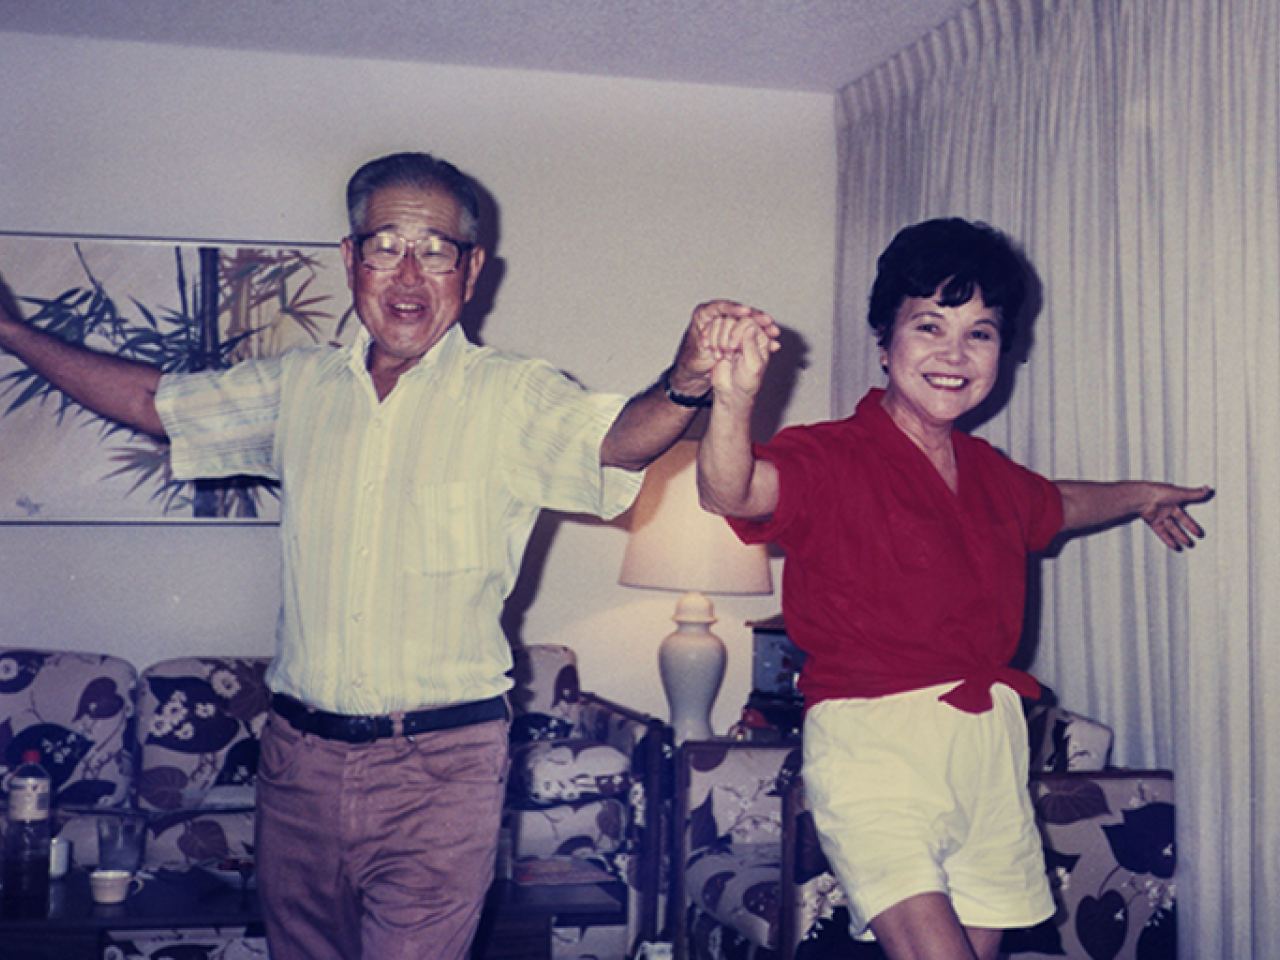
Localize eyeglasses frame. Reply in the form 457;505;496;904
350;230;476;275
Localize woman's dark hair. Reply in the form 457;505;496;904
867;218;1026;353
346;152;481;242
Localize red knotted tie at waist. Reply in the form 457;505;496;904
939;664;1041;714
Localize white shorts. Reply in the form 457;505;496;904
802;682;1054;940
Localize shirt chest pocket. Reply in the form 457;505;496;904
406;481;492;575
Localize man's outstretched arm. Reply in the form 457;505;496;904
0;275;167;439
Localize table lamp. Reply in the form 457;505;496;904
619;440;772;742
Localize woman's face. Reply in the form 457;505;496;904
879;289;1002;434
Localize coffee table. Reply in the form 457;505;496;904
3;871;626;960
0;866;260;960
472;879;627;960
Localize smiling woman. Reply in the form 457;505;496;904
695;216;1209;960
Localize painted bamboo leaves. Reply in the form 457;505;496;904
0;241;353;518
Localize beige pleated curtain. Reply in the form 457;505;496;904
833;0;1280;953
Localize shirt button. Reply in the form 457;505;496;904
352;612;364;624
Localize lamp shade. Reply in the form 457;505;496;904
619;440;771;595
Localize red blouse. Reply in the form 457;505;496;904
729;389;1063;714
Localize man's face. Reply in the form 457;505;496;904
341;184;485;373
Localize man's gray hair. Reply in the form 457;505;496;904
346;152;481;242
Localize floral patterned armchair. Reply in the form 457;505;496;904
671;695;1168;960
781;702;1174;960
783;769;1175;960
506;643;670;955
670;740;802;960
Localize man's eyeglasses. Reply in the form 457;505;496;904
351;231;474;274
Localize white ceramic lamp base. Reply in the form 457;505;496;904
658;592;726;743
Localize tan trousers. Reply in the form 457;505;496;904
256;710;509;960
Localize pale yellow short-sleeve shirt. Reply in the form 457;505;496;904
156;324;640;713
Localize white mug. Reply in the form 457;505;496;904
90;869;144;904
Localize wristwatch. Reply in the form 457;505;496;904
662;367;714;408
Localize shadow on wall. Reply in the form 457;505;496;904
457;174;503;347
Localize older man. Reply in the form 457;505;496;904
0;152;779;960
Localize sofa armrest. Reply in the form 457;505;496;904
578;691;659;756
584;692;669;946
780;777;852;960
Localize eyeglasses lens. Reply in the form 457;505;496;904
359;234;462;274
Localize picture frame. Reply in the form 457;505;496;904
0;232;357;522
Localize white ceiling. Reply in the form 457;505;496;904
0;0;973;93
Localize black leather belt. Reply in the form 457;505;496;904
271;693;508;744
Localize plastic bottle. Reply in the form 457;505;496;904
3;749;52;916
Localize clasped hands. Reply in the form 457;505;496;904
670;299;781;404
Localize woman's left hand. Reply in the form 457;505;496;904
1138;483;1213;550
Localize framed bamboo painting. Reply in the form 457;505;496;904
0;233;357;522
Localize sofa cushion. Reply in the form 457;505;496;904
1025;695;1114;772
509;644;583;744
144;808;256;874
685;843;782;949
134;657;270;811
511;738;630;805
509;796;628;861
0;647;136;808
681;744;800;849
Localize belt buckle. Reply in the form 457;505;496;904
345;715;379;743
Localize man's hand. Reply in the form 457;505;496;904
668;300;780;399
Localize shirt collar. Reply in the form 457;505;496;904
341;323;468;397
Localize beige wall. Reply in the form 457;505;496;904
0;32;836;731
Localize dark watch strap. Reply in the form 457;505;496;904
662;367;714;408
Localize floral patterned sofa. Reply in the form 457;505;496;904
671;694;1172;960
2;645;668;960
0;648;270;958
